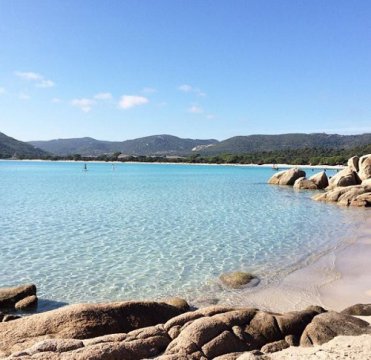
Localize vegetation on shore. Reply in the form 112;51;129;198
19;143;371;166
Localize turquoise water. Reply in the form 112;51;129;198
0;161;363;308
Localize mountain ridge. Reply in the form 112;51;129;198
29;133;371;156
29;134;219;156
0;132;47;159
1;131;371;158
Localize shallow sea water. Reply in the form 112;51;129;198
0;161;364;309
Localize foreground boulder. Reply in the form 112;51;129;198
0;284;36;310
0;301;185;357
300;311;369;346
268;168;306;186
2;304;370;359
341;303;371;316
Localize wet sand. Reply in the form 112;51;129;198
218;210;371;313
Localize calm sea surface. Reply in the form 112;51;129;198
0;161;364;308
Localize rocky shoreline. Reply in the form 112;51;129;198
1;155;370;359
268;154;371;207
0;284;370;359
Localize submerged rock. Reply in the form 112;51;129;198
219;272;259;289
268;168;306;186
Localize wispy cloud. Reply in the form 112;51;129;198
142;87;157;94
94;92;112;100
178;84;206;97
15;71;43;81
206;114;215;120
188;105;204;114
51;97;62;103
36;79;55;88
19;92;31;100
118;95;149;109
15;71;55;88
71;98;94;112
0;87;5;95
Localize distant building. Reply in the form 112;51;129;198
118;154;135;160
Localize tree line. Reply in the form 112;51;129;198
16;143;370;165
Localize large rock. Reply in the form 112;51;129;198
219;272;259;289
5;325;172;360
293;177;318;190
300;311;370;346
0;284;36;310
348;156;359;172
312;184;371;207
0;301;185;357
162;306;323;359
327;167;361;189
164;297;190;312
268;168;306;186
309;171;328;189
358;154;371;180
341;304;371;316
2;304;370;359
15;295;38;311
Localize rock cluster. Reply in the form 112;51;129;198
0;301;369;359
267;154;371;207
312;154;371;207
268;168;328;190
0;284;37;317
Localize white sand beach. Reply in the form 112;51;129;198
230;212;371;314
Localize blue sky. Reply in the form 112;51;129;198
0;0;371;141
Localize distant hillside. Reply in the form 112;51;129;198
197;133;371;155
30;135;219;156
0;132;48;159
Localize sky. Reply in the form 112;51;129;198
0;0;371;141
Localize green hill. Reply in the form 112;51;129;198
29;135;218;156
0;132;48;159
197;133;371;155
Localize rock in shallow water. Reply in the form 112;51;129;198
15;295;38;311
164;297;190;312
293;177;318;190
0;284;36;310
268;168;306;186
309;171;328;189
219;272;259;289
